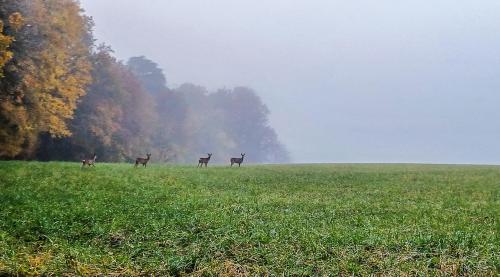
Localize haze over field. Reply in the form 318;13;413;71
1;2;499;274
81;0;500;164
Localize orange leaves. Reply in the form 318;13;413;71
0;1;93;158
8;12;24;31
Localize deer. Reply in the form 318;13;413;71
135;153;151;167
198;153;212;167
230;153;245;167
81;153;97;168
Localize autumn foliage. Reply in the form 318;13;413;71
0;0;289;163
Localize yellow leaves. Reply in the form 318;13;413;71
48;115;72;137
0;101;32;157
0;1;93;158
8;12;24;31
0;12;24;77
16;0;92;138
0;19;14;77
0;50;13;70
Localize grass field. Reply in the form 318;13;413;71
0;162;498;276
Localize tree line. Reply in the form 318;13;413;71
0;0;289;163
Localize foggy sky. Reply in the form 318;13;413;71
80;0;500;164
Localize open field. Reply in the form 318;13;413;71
0;162;498;275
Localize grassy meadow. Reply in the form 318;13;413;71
0;162;498;275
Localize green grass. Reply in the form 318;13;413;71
0;162;498;275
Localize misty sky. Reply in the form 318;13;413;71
80;0;500;164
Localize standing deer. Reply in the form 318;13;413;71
81;153;97;168
230;153;245;167
198;153;212;167
135;153;151;167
